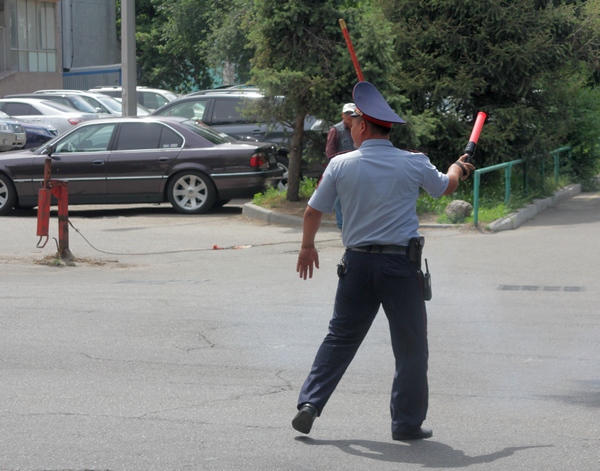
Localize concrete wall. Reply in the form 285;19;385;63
62;0;121;70
0;70;63;96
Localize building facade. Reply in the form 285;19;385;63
0;0;63;96
0;0;120;97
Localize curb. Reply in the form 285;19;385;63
242;203;336;227
243;184;582;232
487;184;581;232
243;203;458;229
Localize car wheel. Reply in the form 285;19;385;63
0;173;17;215
167;171;216;214
276;156;289;192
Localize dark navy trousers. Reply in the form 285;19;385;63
297;250;429;433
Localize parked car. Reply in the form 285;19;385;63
152;89;326;181
33;89;123;116
0;116;283;215
0;115;26;151
5;93;106;119
88;86;179;111
33;90;151;117
0;111;57;149
0;98;99;135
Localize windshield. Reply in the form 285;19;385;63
94;95;121;112
163;91;179;101
180;120;235;145
63;96;98;113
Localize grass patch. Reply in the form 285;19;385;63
253;174;577;226
252;178;317;207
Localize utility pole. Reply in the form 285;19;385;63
121;0;137;116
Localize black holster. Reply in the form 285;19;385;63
408;237;432;301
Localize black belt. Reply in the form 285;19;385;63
346;245;407;254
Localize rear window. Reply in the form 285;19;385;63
180;120;234;145
155;100;207;121
44;96;97;113
138;92;169;111
210;98;252;125
2;102;38;115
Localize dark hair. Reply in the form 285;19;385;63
363;118;392;136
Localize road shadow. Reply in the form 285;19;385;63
5;204;244;219
295;437;552;468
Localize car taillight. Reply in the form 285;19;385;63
250;152;269;169
68;118;84;126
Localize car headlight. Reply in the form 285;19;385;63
0;124;10;131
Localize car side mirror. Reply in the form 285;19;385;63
45;144;60;161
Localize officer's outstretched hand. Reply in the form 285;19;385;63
297;247;320;280
454;154;476;181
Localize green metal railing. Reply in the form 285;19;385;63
472;146;571;226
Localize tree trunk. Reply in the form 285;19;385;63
286;111;305;202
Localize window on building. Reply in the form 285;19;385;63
9;0;57;72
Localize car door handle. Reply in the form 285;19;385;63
92;160;105;165
158;157;171;162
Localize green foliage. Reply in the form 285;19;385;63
122;0;213;93
461;205;510;225
378;0;600;174
127;0;600;192
246;0;375;200
251;186;282;207
252;178;319;207
558;82;600;189
415;192;453;216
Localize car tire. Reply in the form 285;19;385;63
167;171;216;214
276;156;289;192
0;173;17;215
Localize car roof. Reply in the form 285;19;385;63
0;98;89;113
34;89;114;97
34;89;86;94
5;93;82;99
72;115;185;125
171;92;264;104
89;86;175;93
187;86;261;96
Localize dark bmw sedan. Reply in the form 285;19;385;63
0;116;283;215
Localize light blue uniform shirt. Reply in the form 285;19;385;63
308;139;449;247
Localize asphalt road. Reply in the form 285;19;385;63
0;195;599;471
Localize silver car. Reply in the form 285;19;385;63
0;98;98;135
89;86;179;111
34;90;151;116
0;119;25;152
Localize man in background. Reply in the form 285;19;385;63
325;102;356;230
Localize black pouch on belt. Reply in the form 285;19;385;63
421;259;432;301
408;236;425;270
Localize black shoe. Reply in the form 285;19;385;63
392;427;433;441
292;403;318;434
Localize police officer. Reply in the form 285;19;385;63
293;81;475;441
